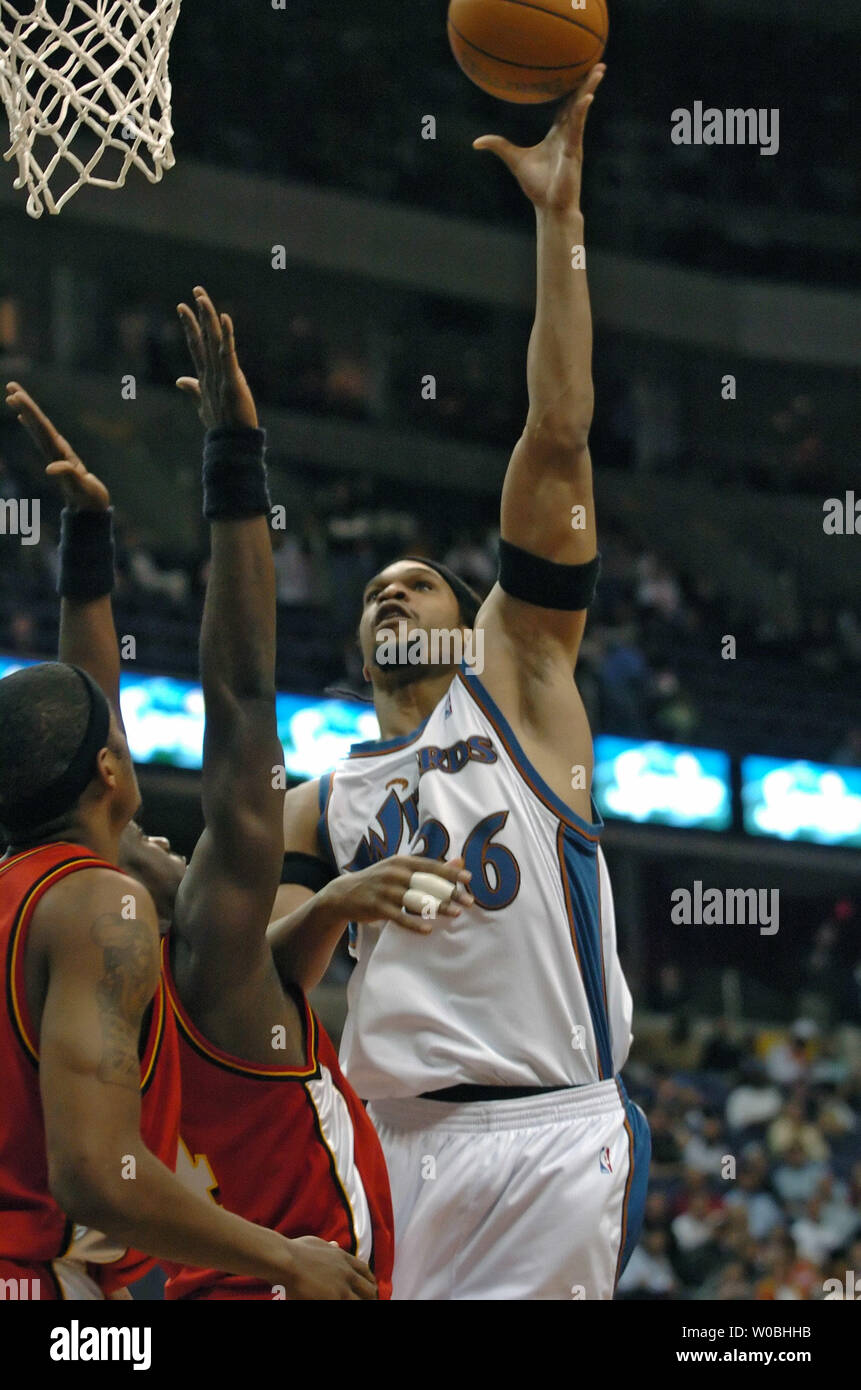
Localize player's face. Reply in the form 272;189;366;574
105;711;141;824
119;820;186;930
358;561;464;680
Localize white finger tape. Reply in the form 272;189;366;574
402;890;439;919
408;871;456;905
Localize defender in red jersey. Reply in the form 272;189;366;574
150;289;394;1298
0;841;179;1299
163;978;394;1299
1;376;376;1300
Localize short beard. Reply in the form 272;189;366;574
371;658;452;691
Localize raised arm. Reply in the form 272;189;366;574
474;65;605;671
172;288;284;987
4;384;120;715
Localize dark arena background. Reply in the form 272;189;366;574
0;0;859;1344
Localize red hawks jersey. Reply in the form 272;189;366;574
0;842;180;1297
162;953;394;1300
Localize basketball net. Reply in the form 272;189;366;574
0;0;182;218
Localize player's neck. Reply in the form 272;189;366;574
372;670;455;740
7;814;120;865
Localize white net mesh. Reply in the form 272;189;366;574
0;0;182;217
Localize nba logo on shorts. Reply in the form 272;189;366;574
599;1145;612;1175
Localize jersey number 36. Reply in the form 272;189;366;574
410;810;521;911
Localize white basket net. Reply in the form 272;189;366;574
0;0;182;217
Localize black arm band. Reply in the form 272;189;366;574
498;539;601;611
281;851;337;892
202;426;271;521
57;506;116;600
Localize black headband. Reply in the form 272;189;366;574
0;665;112;834
399;556;483;628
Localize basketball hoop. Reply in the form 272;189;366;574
0;0;182;218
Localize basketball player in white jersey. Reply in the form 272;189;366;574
272;63;650;1300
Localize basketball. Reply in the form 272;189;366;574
447;0;608;104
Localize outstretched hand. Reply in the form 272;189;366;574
5;381;110;510
473;63;606;214
176;286;258;431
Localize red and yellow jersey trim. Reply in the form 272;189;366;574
6;853;117;1066
163;955;320;1081
139;939;168;1094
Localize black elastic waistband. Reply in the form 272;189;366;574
419;1083;576;1104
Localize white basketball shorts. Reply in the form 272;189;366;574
368;1075;650;1301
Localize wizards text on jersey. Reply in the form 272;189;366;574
345;736;519;913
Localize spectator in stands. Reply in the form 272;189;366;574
764;1023;815;1086
671;1191;724;1286
616;1227;678;1299
636;553;684;625
791;1194;843;1265
124;526;189;607
754;1233;819;1300
708;1258;754;1301
725;1062;784;1133
647;1107;685;1180
772;1143;829;1209
699;1018;744;1072
272;526;316;608
650;669;700;741
767;1097;830;1162
725;1162;784;1242
443;530;497;598
598;619;649;734
683;1110;728;1177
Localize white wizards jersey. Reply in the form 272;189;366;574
319;669;634;1101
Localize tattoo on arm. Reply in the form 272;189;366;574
90;913;157;1090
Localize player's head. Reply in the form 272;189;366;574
118;819;186;931
0;662;139;847
357;557;483;689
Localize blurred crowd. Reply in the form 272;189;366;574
2;277;854;496
1;437;859;763
619;1017;861;1301
169;4;857;287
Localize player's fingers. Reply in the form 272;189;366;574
397;854;471;882
563;64;605;150
405;905;446;933
350;1274;378;1300
176;377;203;401
392;903;436;934
379;895;431;931
177;303;206;378
193;285;222;378
6;387;66;457
219;312;239;363
472;134;523;171
44;459;83;478
346;1260;378;1297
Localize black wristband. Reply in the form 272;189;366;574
281;851;338;892
202;425;270;521
498;538;601;611
57;506;115;600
